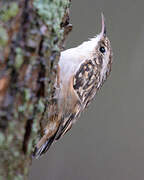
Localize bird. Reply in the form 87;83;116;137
33;13;113;158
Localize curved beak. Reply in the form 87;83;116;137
101;13;106;37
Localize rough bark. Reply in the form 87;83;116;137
0;0;72;179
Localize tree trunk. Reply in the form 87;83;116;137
0;0;72;179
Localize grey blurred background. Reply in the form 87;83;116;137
29;0;144;179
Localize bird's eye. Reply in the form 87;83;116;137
99;46;105;53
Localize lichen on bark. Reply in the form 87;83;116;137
0;0;72;179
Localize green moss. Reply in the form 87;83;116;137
0;176;3;180
7;135;13;145
0;132;5;146
27;139;33;154
18;88;32;113
32;119;39;134
24;168;29;178
29;104;34;114
18;104;27;113
33;0;69;39
8;121;16;130
37;98;45;113
0;2;19;22
0;25;8;46
14;175;23;180
26;115;40;155
23;89;31;102
13;151;20;158
15;48;24;70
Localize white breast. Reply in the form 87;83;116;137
58;34;102;85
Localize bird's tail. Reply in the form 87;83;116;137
33;132;57;159
33;112;74;158
33;119;61;159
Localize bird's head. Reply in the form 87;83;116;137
93;13;113;87
80;13;113;86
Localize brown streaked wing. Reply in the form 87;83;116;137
73;59;99;105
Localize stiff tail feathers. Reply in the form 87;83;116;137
33;133;56;159
33;115;74;158
33;123;61;159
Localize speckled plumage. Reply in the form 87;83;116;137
33;14;113;158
